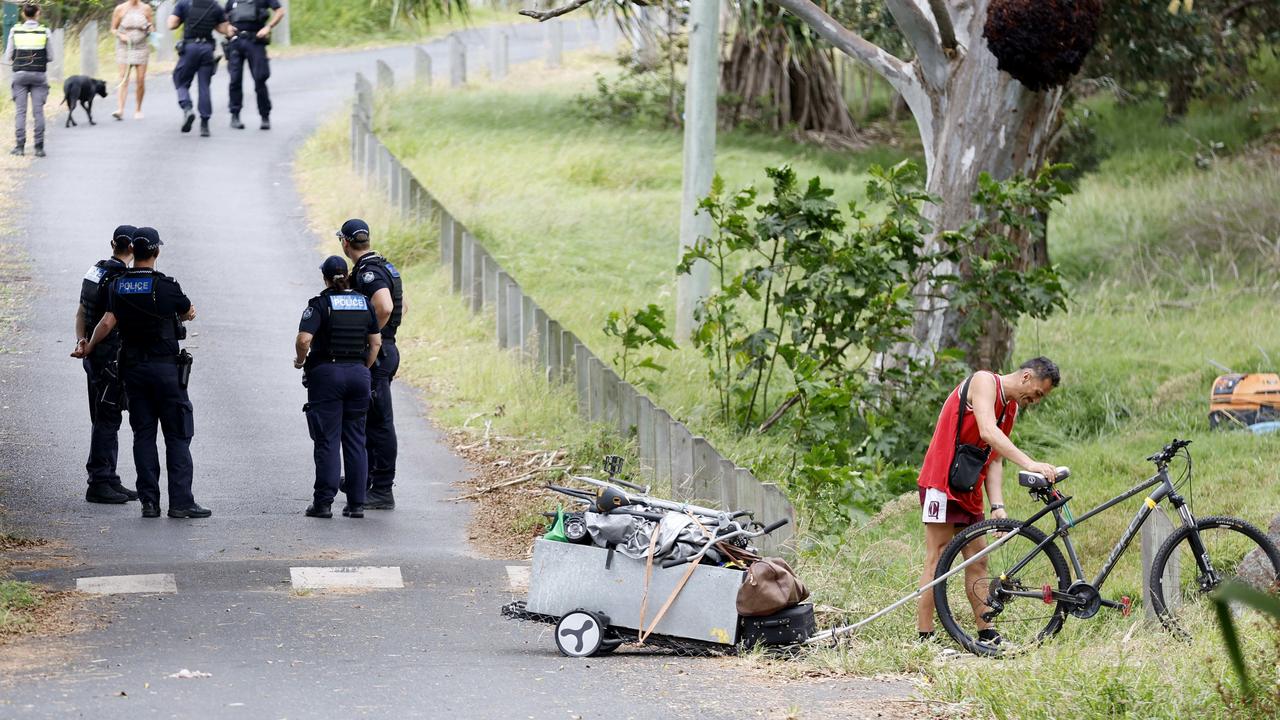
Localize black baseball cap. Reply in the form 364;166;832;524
320;255;348;277
336;218;370;240
131;227;163;251
112;225;137;245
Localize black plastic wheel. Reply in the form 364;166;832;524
933;518;1072;657
1149;515;1280;638
555;610;607;657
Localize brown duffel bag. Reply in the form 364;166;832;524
737;557;809;617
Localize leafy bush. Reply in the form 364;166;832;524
602;304;676;387
576;72;684;128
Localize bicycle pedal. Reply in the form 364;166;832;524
1042;584;1054;605
1120;596;1132;617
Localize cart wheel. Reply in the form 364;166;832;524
555;610;607;658
597;631;624;655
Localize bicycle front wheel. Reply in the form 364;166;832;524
1150;515;1280;637
933;518;1072;656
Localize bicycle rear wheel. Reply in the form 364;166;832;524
1149;515;1280;638
934;518;1072;657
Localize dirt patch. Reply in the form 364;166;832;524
446;430;577;560
0;587;89;647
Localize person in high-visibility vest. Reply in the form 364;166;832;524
3;2;50;157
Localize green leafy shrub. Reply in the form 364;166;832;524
602;304;677;386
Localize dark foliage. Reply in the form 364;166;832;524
984;0;1104;91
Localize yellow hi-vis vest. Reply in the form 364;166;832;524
12;25;49;73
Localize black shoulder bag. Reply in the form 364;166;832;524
947;374;1009;494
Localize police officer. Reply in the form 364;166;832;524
224;0;284;130
338;219;405;510
3;3;50;157
167;0;234;137
294;256;382;519
72;228;210;520
75;226;138;505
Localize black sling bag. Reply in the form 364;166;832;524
948;374;1009;494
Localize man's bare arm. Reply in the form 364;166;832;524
370;288;393;329
969;373;1058;479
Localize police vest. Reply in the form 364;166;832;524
355;254;403;337
228;0;268;26
184;0;221;40
11;25;49;73
80;259;128;348
322;291;371;363
111;270;181;355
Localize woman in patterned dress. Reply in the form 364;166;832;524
111;0;154;120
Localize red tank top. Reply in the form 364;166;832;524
916;372;1018;515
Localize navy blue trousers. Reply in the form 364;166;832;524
227;37;271;118
173;42;215;119
367;341;399;492
122;360;195;509
306;362;371;506
83;353;125;487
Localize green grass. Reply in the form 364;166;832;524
289;1;508;48
295;49;1280;717
0;580;42;635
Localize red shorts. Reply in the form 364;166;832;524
918;487;985;527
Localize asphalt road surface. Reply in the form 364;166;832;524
0;22;915;720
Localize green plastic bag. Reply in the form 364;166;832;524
543;507;568;542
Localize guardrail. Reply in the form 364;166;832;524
348;57;796;555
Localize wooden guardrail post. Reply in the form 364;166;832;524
1141;507;1179;619
414;46;433;87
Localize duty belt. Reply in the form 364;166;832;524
183;37;213;43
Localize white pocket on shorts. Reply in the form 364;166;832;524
922;487;949;524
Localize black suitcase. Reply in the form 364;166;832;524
738;603;816;647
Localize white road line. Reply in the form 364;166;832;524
505;565;530;594
76;573;178;595
289;566;404;590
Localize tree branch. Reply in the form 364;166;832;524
770;0;913;92
885;0;948;89
519;0;594;22
926;0;958;52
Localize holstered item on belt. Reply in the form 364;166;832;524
176;350;194;389
98;359;126;409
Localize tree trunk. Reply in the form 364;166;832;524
1164;72;1193;123
903;2;1064;371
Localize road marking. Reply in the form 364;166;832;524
505;565;530;594
289;566;403;590
76;573;178;595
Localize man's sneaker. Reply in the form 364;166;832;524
86;484;129;504
9;146;22;156
365;488;395;510
259;116;270;130
33;144;44;158
976;628;1015;652
199;119;210;137
181;108;196;133
168;504;212;519
230;113;244;129
109;482;139;501
305;503;333;519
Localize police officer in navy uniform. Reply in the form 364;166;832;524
167;0;234;137
294;256;382;519
338;219;405;510
74;226;138;505
224;0;284;130
72;228;210;520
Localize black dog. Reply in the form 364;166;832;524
63;75;108;128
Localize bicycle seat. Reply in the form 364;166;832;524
1018;467;1072;489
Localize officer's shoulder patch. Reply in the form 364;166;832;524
84;265;106;284
302;306;315;321
361;271;376;284
330;293;370;311
386;262;401;278
116;276;154;295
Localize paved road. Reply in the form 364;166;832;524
0;22;914;720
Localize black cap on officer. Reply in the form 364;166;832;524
320;255;348;278
113;225;138;248
336;219;370;242
131;227;163;255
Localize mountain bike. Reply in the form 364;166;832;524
932;439;1280;656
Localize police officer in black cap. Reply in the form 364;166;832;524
224;0;284;130
294;256;382;519
72;228;210;520
74;225;137;505
338;219;405;510
167;0;234;137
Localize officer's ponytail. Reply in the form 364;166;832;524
326;272;350;292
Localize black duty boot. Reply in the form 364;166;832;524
305;503;333;519
33;143;45;158
141;501;161;518
109;482;139;501
230;112;244;129
10;146;23;156
365;488;395;510
259;116;270;130
86;484;129;504
169;504;212;519
342;504;364;519
181;107;196;133
199;119;210;137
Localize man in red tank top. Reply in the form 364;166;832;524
915;357;1062;647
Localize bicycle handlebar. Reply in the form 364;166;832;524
1146;438;1192;465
